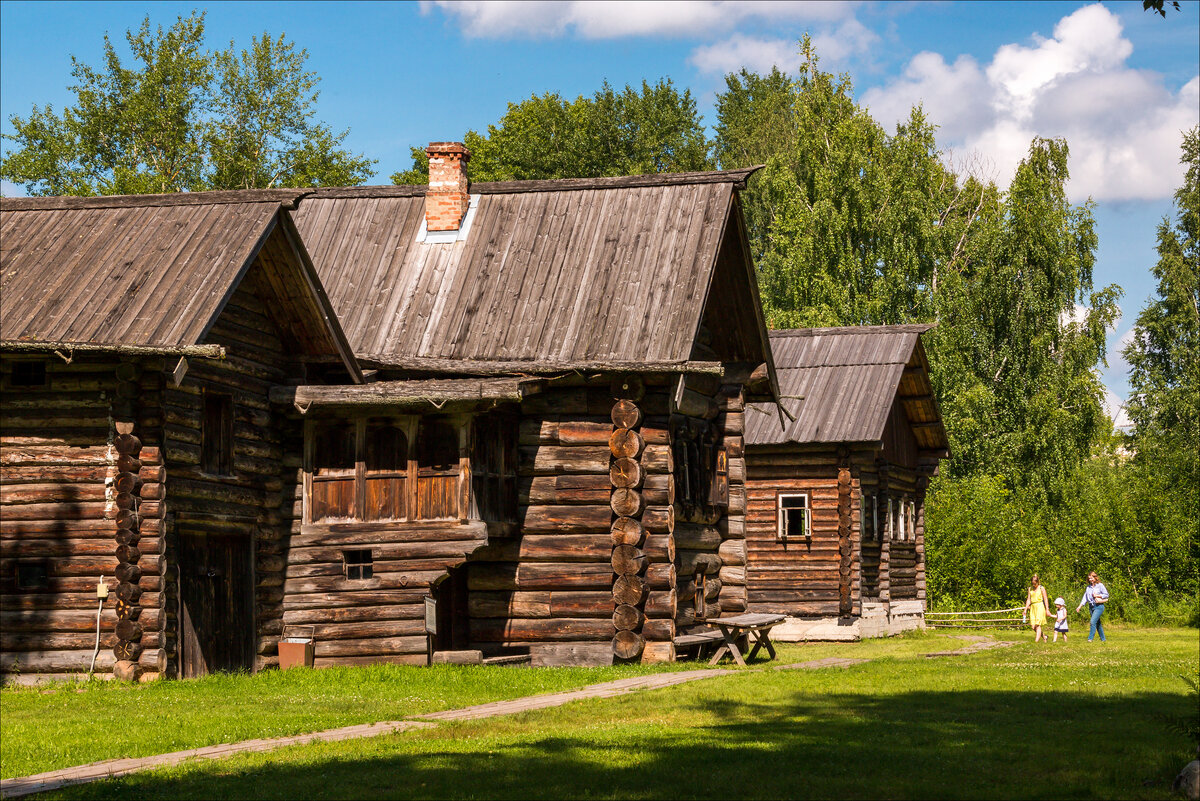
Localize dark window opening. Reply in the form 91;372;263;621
418;420;459;472
16;562;49;590
778;494;810;541
10;361;47;387
343;549;373;581
673;420;725;513
201;393;234;475
472;415;518;524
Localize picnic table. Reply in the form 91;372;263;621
675;613;786;667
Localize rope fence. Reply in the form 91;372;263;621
925;606;1025;629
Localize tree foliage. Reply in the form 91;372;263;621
1124;127;1200;477
391;79;710;184
1;12;374;195
711;42;1119;490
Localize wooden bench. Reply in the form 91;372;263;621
673;631;725;660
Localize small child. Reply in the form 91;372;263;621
1052;597;1069;642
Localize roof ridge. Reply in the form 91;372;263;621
310;166;764;199
0;188;311;212
1;167;764;212
768;323;935;338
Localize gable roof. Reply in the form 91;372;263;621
746;325;948;452
0;194;360;380
290;168;772;371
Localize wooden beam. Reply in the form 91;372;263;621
0;341;225;359
1;189;310;212
270;378;543;410
353;356;725;376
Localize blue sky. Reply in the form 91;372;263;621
2;1;1198;420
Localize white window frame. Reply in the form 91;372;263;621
777;492;812;542
887;496;895;541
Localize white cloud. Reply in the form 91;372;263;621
688;17;879;77
425;1;855;39
861;3;1200;202
689;35;798;76
809;18;879;65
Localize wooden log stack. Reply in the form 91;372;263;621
610;388;647;662
716;384;747;617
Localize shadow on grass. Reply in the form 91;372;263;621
54;689;1190;801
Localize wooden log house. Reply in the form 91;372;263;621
284;144;777;666
742;326;949;640
0;191;362;682
1;143;778;677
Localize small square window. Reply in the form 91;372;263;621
16;562;49;590
10;361;47;387
778;494;811;542
343;549;373;581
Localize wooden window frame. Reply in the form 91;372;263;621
776;492;811;542
861;492;879;542
305;415;470;525
342;548;374;581
471;414;519;523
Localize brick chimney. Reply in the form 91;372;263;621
425;142;471;231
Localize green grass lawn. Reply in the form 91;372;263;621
6;626;1198;800
0;656;729;779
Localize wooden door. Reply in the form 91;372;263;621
180;531;254;677
433;565;470;651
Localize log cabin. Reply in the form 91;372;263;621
281;144;776;667
1;143;778;677
0;191;362;682
743;325;949;640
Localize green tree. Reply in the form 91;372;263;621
206;33;374;190
2;12;374;195
391;79;710;184
930;138;1120;488
712;40;984;329
1123;127;1200;506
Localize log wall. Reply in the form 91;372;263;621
746;439;932;618
1;354;165;681
466;380;633;663
743;449;861;618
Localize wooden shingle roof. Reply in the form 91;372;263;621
291;168;768;369
746;325;948;452
0;194;359;378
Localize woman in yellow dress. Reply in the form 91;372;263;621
1023;574;1051;642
